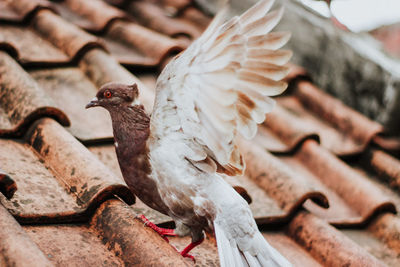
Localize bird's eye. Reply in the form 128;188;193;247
104;91;112;98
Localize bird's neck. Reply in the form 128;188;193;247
109;104;152;181
109;104;150;148
108;105;169;214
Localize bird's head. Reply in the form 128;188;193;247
85;82;139;110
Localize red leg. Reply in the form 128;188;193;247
180;238;204;262
137;215;177;242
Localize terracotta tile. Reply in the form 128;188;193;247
24;224;124;267
0;137;83;221
1;45;156;143
0;1;107;65
0;50;155;143
343;219;400;266
0;0;55;24
293;81;383;154
0;51;69;137
287;212;386;267
178;6;211;31
0;0;21;23
262;103;321;152
126;1;202;39
263;81;384;156
160;0;192;11
91;199;189;266
0;204;53;267
0;118;133;223
295;140;397;226
263;232;322;267
104;20;184;67
373;135;400;156
53;0;128;33
360;149;400;193
0;168;17;200
20;198;190;266
0;25;70;66
32;9;106;62
238;138;329;222
368;213;400;256
26;118;135;211
28;67;113;142
283;63;309;83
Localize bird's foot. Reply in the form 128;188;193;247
179;238;204;263
137;214;177;242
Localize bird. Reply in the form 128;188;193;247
86;0;292;266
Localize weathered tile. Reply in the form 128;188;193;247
0;169;17;199
178;6;211;31
53;0;128;33
91;199;189;266
0;0;55;24
368;214;400;256
263;81;384;156
343;219;400;267
0;51;69;137
32;9;106;62
126;1;202;39
359;149;400;194
28;67;113;142
0;25;70;66
0;118;133;223
24;224;124;267
0;204;53;267
287;212;386;267
293;140;397;226
104;20;184;67
372;135;400;157
264;232;322;267
239;138;329;223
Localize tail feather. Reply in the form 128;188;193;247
215;222;236;267
214;223;292;267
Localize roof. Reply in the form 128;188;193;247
1;0;400;266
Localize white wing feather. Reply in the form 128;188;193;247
151;0;291;176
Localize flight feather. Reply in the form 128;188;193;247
151;0;292;177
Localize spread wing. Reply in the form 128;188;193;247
150;0;291;176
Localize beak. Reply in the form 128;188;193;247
86;97;99;109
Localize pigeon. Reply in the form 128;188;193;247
86;0;292;266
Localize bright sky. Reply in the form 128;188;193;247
298;0;400;32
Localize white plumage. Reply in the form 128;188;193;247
148;0;293;266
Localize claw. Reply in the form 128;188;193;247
181;252;196;262
179;238;204;263
137;214;203;262
137;214;176;242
